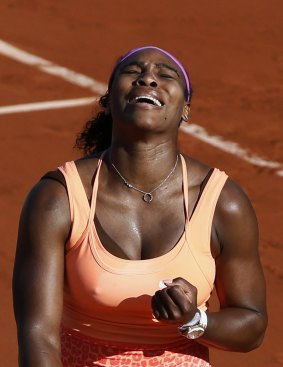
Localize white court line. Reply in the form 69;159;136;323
0;97;95;114
0;39;282;177
180;124;283;177
0;39;107;95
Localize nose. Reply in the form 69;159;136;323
134;71;158;88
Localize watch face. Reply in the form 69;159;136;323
187;326;205;340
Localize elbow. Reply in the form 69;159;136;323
17;323;61;360
240;313;268;353
244;329;267;353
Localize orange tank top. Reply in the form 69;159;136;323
58;153;228;346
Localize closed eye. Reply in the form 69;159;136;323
158;68;178;80
159;73;175;79
122;69;140;74
120;65;142;74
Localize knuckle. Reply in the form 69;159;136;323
168;312;179;320
183;303;193;314
191;285;197;294
174;277;185;284
167;285;182;295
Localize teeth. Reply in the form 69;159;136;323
134;95;162;107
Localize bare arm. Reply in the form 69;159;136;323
199;178;267;351
13;178;71;366
152;178;267;352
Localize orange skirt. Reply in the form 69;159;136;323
61;324;211;367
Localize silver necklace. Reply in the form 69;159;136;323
111;155;179;203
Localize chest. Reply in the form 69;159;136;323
78;158;221;260
93;182;203;260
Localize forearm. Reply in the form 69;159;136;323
198;308;267;352
18;329;63;367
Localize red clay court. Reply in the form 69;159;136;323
0;1;282;366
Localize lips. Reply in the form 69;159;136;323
128;93;164;107
134;95;163;107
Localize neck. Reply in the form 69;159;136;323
107;140;179;191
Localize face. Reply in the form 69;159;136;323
108;49;188;134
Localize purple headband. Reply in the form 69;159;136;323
110;46;190;101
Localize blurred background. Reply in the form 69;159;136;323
0;1;282;365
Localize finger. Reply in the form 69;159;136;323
170;277;195;294
166;285;195;315
152;292;170;320
161;279;198;320
167;278;197;304
151;295;160;319
155;289;183;320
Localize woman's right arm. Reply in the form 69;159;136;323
13;178;71;367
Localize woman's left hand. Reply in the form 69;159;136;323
151;277;197;324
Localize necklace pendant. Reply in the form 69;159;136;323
143;193;153;203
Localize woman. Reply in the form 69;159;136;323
13;46;267;367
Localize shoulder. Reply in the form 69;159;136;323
41;154;102;203
27;177;69;212
216;178;256;224
31;155;104;224
214;177;259;256
19;177;72;244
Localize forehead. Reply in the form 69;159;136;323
119;48;183;73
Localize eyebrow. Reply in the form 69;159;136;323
121;61;179;77
155;63;179;76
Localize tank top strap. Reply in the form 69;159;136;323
58;161;92;250
88;151;106;227
179;154;189;221
191;168;228;222
58;161;91;220
187;168;228;243
184;168;228;290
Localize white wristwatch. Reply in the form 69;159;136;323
178;309;208;339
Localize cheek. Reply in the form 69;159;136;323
108;84;126;110
168;90;185;114
164;97;185;125
111;75;132;95
109;80;132;110
166;81;186;104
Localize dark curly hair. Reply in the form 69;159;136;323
74;93;112;156
75;55;192;156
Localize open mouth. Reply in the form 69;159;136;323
133;95;164;107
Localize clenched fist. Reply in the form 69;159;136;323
151;277;198;324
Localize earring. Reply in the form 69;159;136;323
182;105;190;122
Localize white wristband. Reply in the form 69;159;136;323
180;309;201;328
178;309;208;339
